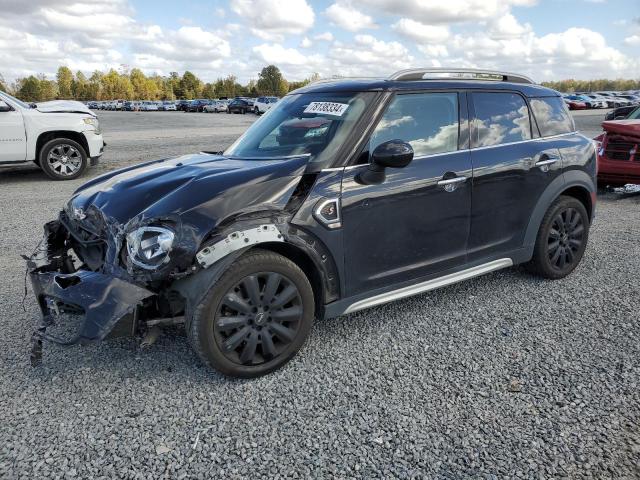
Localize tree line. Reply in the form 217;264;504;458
3;66;638;102
541;78;640;93
1;65;320;102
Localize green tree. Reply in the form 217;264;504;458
16;76;42;102
0;73;6;92
257;65;288;96
180;71;202;99
72;71;89;100
56;66;74;99
202;82;216;99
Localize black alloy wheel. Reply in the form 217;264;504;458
188;249;314;377
546;207;585;271
214;272;303;366
526;195;589;279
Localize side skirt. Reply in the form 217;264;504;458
323;257;516;319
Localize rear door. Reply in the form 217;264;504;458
340;91;473;296
468;91;563;261
0;100;26;162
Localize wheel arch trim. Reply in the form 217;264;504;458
523;170;596;250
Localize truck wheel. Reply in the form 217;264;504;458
39;138;88;180
526;196;589;279
189;249;315;378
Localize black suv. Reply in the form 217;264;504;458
28;69;596;377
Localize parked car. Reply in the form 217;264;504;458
176;100;191;112
187;99;211;112
0;90;104;180
203;101;227;113
26;68;597;377
123;101;140;111
159;101;177;111
595;92;633;107
227;98;251;114
253;96;279;114
564;95;606;109
594;120;640;187
605;105;640;121
140;101;159;111
564;99;587;110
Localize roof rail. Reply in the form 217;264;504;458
389;68;534;84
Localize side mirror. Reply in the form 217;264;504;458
357;140;414;185
0;101;11;113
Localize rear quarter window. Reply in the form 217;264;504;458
530;97;575;137
472;92;532;147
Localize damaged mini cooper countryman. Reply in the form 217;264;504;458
28;69;597;377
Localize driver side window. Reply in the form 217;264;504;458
369;92;459;159
0;100;12;112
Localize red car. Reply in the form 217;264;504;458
595;120;640;187
564;99;587;110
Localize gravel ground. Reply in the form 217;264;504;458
1;109;639;479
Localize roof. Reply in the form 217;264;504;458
293;78;558;98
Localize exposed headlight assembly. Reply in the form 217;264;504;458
83;117;101;134
126;226;175;270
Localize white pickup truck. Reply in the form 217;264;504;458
0;91;104;180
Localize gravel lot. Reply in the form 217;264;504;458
1;109;639;479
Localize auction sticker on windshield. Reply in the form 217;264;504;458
303;102;349;117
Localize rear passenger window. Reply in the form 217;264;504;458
472;92;532;147
530;97;575;136
370;93;459;157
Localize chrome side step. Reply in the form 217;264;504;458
343;258;513;314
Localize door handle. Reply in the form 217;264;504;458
437;176;467;186
437;176;467;192
535;152;560;172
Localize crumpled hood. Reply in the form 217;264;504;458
36;100;94;116
69;153;310;228
602;120;640;138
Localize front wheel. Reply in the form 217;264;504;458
254;107;259;114
526;196;589;279
39;138;88;180
188;249;315;378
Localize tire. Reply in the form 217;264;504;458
254;107;259;114
526;196;589;279
39;138;88;180
189;249;315;378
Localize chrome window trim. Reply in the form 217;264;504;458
322;132;577;172
344;258;513;314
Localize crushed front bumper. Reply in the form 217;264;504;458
28;221;154;366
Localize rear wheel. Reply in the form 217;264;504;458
526;196;589;279
39;138;87;180
189;249;315;378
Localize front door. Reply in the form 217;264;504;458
0;101;26;162
341;91;472;297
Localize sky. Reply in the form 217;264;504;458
0;0;639;84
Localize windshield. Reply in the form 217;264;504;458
628;107;640;120
0;91;31;109
224;92;374;164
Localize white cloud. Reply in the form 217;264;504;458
356;0;537;24
392;19;450;42
314;32;334;42
625;35;640;46
231;0;314;34
252;44;310;66
325;2;377;32
301;37;313;48
488;14;532;39
325;35;414;76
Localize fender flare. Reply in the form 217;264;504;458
523;170;595;250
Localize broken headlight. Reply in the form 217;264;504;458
126;226;175;270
